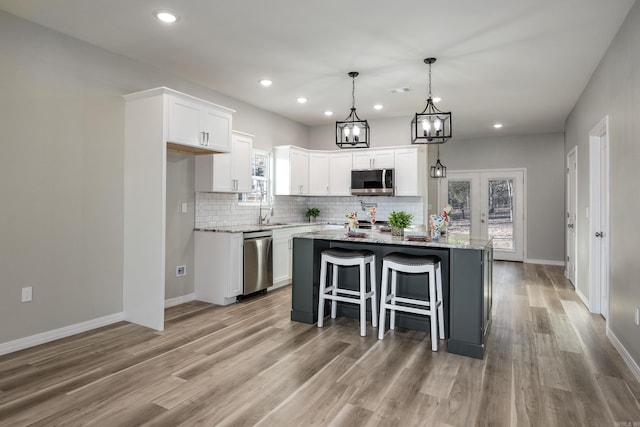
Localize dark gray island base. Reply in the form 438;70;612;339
291;230;493;359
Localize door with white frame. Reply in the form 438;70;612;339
589;117;610;319
439;169;525;261
566;147;577;287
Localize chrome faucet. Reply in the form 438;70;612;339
258;186;268;225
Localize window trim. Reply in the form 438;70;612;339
237;149;273;206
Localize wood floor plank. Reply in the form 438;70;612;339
1;263;639;426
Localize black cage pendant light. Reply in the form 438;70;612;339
336;71;370;149
430;145;447;178
412;58;452;144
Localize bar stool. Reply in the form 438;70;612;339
317;247;377;336
378;252;444;351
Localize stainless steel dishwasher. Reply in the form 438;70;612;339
242;230;273;296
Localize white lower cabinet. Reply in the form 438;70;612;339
195;231;243;305
272;225;320;287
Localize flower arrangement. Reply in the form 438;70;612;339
346;211;359;231
442;203;452;224
430;204;452;240
368;207;376;224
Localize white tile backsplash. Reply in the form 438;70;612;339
195;193;423;228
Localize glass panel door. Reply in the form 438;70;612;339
446;179;473;237
439;170;524;261
486;178;514;251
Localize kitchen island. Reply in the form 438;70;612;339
291;229;493;359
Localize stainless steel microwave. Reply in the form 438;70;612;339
351;169;394;196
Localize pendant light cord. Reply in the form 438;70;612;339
428;61;432;100
351;74;356;110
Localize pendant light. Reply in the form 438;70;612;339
430;145;447;178
336;72;370;149
412;58;452;144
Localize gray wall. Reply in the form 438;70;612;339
0;10;308;344
310;121;566;262
565;1;640;367
434;134;566;262
165;153;195;300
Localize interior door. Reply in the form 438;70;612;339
589;117;610;318
440;169;524;261
566;148;577;286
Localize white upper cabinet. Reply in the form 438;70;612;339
308;152;331;195
394;146;427;196
273;145;424;198
231;133;253;193
274;146;309;195
329;152;352;195
168;93;233;153
196;131;253;193
352;149;395;169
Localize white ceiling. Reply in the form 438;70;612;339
0;0;635;138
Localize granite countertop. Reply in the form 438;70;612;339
194;221;323;233
294;229;493;250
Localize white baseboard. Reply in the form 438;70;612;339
606;327;640;384
524;258;565;266
0;312;125;356
165;293;195;308
269;281;291;291
575;287;590;309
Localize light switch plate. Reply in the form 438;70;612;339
181;202;188;213
635;307;640;326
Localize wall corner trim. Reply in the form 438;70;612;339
0;312;125;356
607;327;640;384
165;293;196;308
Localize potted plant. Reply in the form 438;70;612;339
305;207;320;223
387;210;413;236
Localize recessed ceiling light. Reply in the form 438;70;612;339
259;79;272;87
155;11;177;23
297;97;307;104
390;87;410;94
373;104;383;110
494;123;503;129
432;97;442;103
324;111;333;117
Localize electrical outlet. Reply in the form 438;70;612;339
176;265;186;277
21;287;32;302
181;202;188;213
635;307;640;326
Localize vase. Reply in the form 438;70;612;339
309;216;316;223
390;226;404;237
429;214;446;241
347;219;357;232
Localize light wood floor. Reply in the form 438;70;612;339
1;262;640;426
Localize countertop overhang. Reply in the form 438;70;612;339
294;229;493;251
194;222;323;233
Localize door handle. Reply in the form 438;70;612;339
595;231;603;237
481;219;485;224
568;223;574;229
